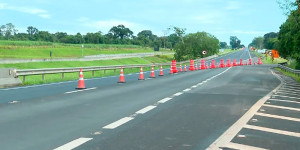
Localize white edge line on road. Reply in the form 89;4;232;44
173;92;183;96
53;137;93;150
103;117;134;129
65;87;97;94
255;112;300;122
206;68;283;150
135;105;157;114
158;97;172;103
225;142;268;150
269;99;300;104
244;124;300;138
263;104;300;112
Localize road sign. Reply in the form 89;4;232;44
202;50;207;55
269;51;272;56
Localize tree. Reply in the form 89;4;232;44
230;36;240;49
263;32;278;49
249;37;264;49
109;25;133;40
278;10;300;68
174;32;219;61
219;42;227;49
168;33;180;49
27;26;39;40
37;31;53;42
1;23;18;40
137;30;155;47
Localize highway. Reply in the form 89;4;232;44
1;49;299;150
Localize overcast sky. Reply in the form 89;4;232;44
0;0;287;45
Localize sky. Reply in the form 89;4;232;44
0;0;287;45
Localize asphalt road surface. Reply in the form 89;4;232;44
1;49;298;150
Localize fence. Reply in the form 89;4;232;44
277;64;300;76
15;55;217;82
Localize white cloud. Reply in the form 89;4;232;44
0;2;51;18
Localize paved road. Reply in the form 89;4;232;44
1;49;296;150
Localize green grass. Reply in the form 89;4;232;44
253;51;288;64
218;49;239;55
275;68;300;83
0;55;174;85
0;40;171;59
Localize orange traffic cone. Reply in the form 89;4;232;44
184;64;187;72
195;64;198;70
138;66;144;80
179;64;182;72
76;68;86;89
118;67;125;83
159;65;164;76
150;66;155;78
169;65;173;74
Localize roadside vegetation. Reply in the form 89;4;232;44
253;51;288;65
249;1;300;69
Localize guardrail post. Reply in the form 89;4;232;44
62;73;64;79
23;76;26;82
114;69;116;73
42;74;45;81
92;70;95;77
104;70;106;75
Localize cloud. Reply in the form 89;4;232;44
0;2;51;18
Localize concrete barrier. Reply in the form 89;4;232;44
0;68;22;88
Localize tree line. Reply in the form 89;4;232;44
249;0;300;69
0;23;188;49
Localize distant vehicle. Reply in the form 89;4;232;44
257;49;266;54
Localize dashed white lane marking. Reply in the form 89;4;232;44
158;97;172;103
183;88;191;92
269;99;300;104
103;117;134;129
65;87;97;94
263;104;300;112
244;124;300;138
136;105;157;114
8;101;20;104
255;112;300;122
191;85;197;88
225;142;268;150
54;138;93;150
173;92;183;96
272;95;300;100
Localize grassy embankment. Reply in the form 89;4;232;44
0;40;169;59
0;41;236;85
253;51;299;82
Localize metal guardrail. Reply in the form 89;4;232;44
277;64;300;76
15;55;217;82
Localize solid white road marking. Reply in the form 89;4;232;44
269;99;300;104
158;97;172;103
272;95;300;100
263;104;300;112
278;89;300;93
54;138;93;150
255;112;300;122
136;105;157;114
65;87;97;94
225;142;269;150
183;88;191;92
191;85;197;88
174;92;183;96
275;91;299;95
103;117;134;129
244;124;300;138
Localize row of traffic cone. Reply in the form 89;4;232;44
76;58;263;89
